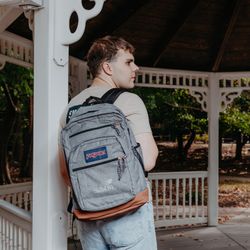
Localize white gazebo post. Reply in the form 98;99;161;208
32;0;105;249
207;73;220;226
32;0;68;249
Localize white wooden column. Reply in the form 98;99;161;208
207;73;220;226
32;0;68;249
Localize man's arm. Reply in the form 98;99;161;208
58;145;71;186
135;133;158;172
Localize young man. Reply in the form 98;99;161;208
59;36;158;249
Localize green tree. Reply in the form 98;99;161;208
0;63;33;184
220;91;250;160
133;88;207;161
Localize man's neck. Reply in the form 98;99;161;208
92;75;117;88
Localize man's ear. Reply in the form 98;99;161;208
102;62;112;76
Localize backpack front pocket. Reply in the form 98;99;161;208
69;137;135;211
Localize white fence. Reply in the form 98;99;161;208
0;182;32;249
149;171;208;228
0;199;32;250
0;182;32;211
0;171;208;247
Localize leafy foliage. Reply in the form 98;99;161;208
0;63;33;123
132;87;207;138
0;63;33;183
220;91;250;137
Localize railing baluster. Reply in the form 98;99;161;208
195;177;198;217
201;177;205;218
163;179;166;219
155;179;159;220
183;178;186;219
176;178;179;219
17;227;22;250
13;224;17;250
9;222;13;249
189;177;192;218
169;179;173;220
3;217;6;250
23;230;28;250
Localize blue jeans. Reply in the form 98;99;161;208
77;201;157;250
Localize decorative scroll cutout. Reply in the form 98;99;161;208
220;90;242;112
54;0;105;66
190;89;243;113
189;90;208;112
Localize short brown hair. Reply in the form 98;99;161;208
87;36;135;78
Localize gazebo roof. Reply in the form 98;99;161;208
7;0;250;72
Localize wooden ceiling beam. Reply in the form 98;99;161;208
211;0;243;72
72;0;150;58
152;0;200;67
89;0;149;36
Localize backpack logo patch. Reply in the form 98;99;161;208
84;146;108;163
66;105;82;124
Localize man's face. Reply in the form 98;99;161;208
109;49;139;89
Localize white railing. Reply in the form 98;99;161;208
0;182;76;237
0;182;32;211
148;171;208;228
0;171;208;241
0;31;33;68
0;199;32;250
135;67;209;91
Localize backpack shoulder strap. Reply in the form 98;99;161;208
101;88;127;104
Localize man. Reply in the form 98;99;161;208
59;36;158;249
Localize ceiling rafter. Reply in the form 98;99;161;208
211;0;243;72
71;0;150;58
0;6;23;33
152;0;200;67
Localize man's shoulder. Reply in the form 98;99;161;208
60;86;111;128
117;91;144;104
116;91;145;109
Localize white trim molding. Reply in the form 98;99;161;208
135;68;250;112
0;0;43;9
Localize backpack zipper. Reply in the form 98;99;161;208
73;155;127;181
68;111;122;126
69;124;113;138
69;121;122;138
72;157;119;172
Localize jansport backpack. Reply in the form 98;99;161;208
61;88;148;220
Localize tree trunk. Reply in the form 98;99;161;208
0;111;16;184
219;136;223;162
20;96;33;178
235;134;248;161
20;128;33;178
0;83;17;184
177;132;185;162
184;130;196;156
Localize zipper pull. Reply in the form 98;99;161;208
117;155;126;180
113;122;121;135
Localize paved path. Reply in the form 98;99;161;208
69;207;250;250
157;207;250;250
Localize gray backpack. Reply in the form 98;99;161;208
61;89;148;220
